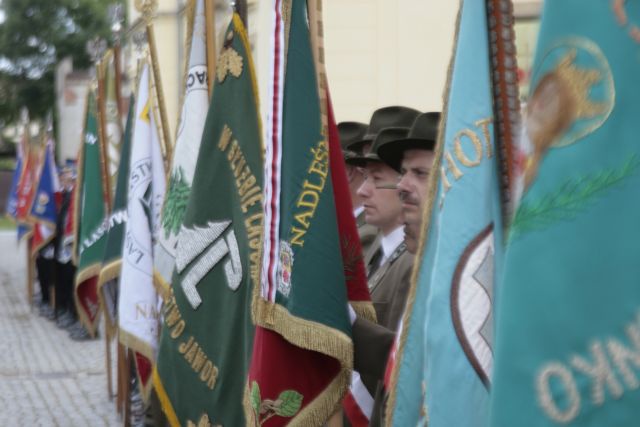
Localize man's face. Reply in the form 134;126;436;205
357;162;402;232
397;149;435;253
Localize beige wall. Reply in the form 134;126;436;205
127;0;186;141
126;0;542;134
255;0;459;125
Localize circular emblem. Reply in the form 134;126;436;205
528;37;615;149
451;225;494;387
277;241;294;298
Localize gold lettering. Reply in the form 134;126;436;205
207;366;219;390
290;226;306;247
200;360;212;382
237;173;256;197
302;178;324;193
241;193;262;213
231;148;246;175
245;214;263;239
240;184;260;202
162;295;175;315
184;341;198;364
165;305;181;328
308;158;328;178
294;210;313;229
297;190;319;209
475;118;493;158
227;141;238;163
454;129;482;167
218;125;232;151
441;151;463;193
178;336;194;354
170;320;185;339
192;347;207;372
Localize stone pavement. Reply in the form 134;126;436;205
0;232;120;426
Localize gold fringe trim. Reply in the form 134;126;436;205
97;259;121;287
152;367;181;427
119;328;156;403
97;259;122;335
254;299;353;370
74;263;103;337
243;367;349;427
350;300;377;324
252;298;352;425
384;2;464;425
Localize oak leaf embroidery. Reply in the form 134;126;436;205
250;381;303;426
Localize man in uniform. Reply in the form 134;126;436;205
346;106;420;269
350;112;440;425
350;127;414;394
338;121;378;255
378;112;440;253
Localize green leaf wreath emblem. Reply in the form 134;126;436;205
250;381;303;426
510;155;639;239
162;166;191;239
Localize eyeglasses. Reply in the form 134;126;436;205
375;183;398;190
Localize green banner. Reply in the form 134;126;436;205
154;14;262;427
98;94;135;331
73;89;109;336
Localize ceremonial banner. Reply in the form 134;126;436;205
155;0;209;290
387;0;504;425
118;62;166;401
154;14;261;426
490;2;640;426
29;135;60;254
101;49;123;199
98;95;135;331
14;137;41;241
73;90;109;336
247;0;362;424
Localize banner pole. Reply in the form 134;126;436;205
138;0;174;166
486;0;520;226
204;0;217;97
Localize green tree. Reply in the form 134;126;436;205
0;0;123;123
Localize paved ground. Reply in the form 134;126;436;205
0;231;120;426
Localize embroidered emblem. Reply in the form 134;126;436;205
249;381;303;426
176;220;243;309
612;0;640;44
451;225;494;387
216;31;244;83
522;38;614;189
162;166;191;239
511;155;639;239
277;241;294;298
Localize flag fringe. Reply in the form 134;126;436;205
252;298;353;424
97;259;122;337
152;367;181;427
73;263;102;337
243;362;349;427
384;0;465;424
119;329;156;403
350;301;377;323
